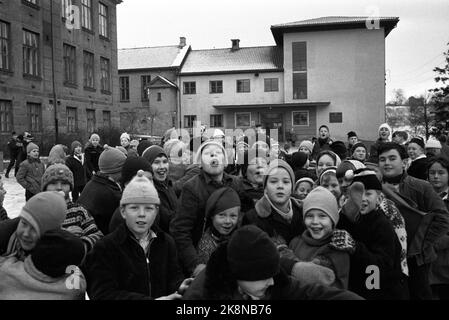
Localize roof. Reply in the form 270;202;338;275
118;45;190;70
147;75;177;89
180;46;283;75
271;16;399;44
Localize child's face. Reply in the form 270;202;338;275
348;136;358;145
211;207;239;236
45;180;71;200
29;149;39;159
407;143;424;160
295;182;312;200
201;145;225;177
151;156;169;182
361;190;380;215
319;128;329;139
321;173;341;200
304;209;334;240
299;146;311;156
265;168;292;206
353;147;366;161
428;162;449;191
379;127;390;140
237;278;274;300
120;138;130;148
16;217;39;251
316;155;335;177
121;203;158;238
246;157;268;186
74;146;82;155
90;137;100;146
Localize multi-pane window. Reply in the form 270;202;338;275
183;81;196;94
66;107;77;133
236;79;250;93
292;111;309;126
86;109;96;133
62;0;73;19
210;114;223;128
119;76;130;101
0;100;12;132
0;21;10;71
81;0;92;30
210;80;223;94
183;115;197;128
235;112;251;127
141;75;151;101
103;110;111;129
23;30;39;76
63;44;76;85
99;2;109;38
83;51;94;88
27;102;41;131
100;57;110;92
264;78;279;92
292;42;307;99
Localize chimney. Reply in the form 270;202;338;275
179;36;186;48
231;39;240;51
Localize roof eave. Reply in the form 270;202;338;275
180;68;284;76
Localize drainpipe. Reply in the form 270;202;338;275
177;70;182;129
50;0;58;144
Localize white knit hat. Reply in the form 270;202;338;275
425;139;442;149
120;132;130;141
120;170;160;206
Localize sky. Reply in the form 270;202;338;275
117;0;449;102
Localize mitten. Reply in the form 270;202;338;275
341;182;364;223
291;261;335;286
329;229;356;254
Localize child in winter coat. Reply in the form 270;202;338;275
16;143;45;201
84;133;103;179
294;177;314;201
83;170;192;300
65;141;87;202
0;229;86;300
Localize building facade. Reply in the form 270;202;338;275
0;0;122;155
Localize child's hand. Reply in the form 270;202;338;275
291;262;335;286
341;182;364;223
329;229;356;254
155;292;182;300
177;278;194;295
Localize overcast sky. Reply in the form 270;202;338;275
117;0;449;102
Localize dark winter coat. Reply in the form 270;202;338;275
84;144;103;179
243;195;306;245
173;164;201;197
182;243;363;300
338;210;408;300
294;168;317;182
382;174;449;266
0;206;8;221
0;218;20;256
368;139;387;163
65;155;87;188
312;138;333;160
7;138;20;159
83;223;184;300
77;172;122;235
407;157;429;181
16;157;45;195
169;170;241;276
238;178;264;213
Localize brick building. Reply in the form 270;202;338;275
0;0;122;157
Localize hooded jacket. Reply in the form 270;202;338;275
16;156;45;195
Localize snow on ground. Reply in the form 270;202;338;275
2;172;26;219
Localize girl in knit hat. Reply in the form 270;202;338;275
120;132;131;151
16;143;45;201
350;142;368;163
47;144;67;167
294;177;314;200
319;167;342;202
368;123;392;163
311;125;334;160
238;154;268;212
316;150;341;179
83;171;192;300
65;141;87;202
84;133;104;179
285;186;351;289
407;137;428;180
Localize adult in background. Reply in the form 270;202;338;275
84;133;103;180
5;131;19;178
347;131;358;156
312;125;333;160
368;123;392;163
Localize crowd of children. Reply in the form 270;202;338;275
0;123;449;301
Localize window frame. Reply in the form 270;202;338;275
183;81;196;95
209;80;223;94
141;75;151;101
86;108;96;133
102;110;111;129
183;115;197;128
0;20;11;72
81;0;93;31
236;79;250;93
235;112;251;128
22;29;40;77
0;100;13;132
26;102;42;132
264;78;279;92
66;106;78;133
291;110;309;127
210;114;223;128
83;50;95;89
157;92;162;101
119;76;130;102
292;41;307;100
98;2;109;39
63;43;77;86
100;56;110;93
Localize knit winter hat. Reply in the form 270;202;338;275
378;123;392;141
194;140;228;166
205;187;241;219
263;159;295;193
227;225;280;281
121;157;152;186
26;142;39;154
347;131;357;139
137;140;154;157
70;141;82;154
317;150;342;167
142;145;167;165
352;168;382;191
99;145;127;175
291;152;308;170
47;144;67;166
31;229;85;278
120;132;130;141
20;191;67;237
425;139;442;149
120;170;160;206
295;177;315;190
319;166;337;186
302;186;339;226
89;133;100;141
330;141;348;160
409;137;425;150
350;142;367;156
299;140;313;154
41;164;74;191
336;160;366;180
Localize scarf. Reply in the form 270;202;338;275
264;194;293;223
4;232;29;261
383;172;405;185
301;230;333;247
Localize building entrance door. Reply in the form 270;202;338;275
260;112;284;142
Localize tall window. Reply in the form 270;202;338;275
61;0;73;19
86;109;96;133
66;107;77;133
157;92;162;101
27;102;41;131
100;57;110;92
141;75;151;101
103;110;111;129
236;79;250;93
23;30;39;76
83;51;94;88
0;100;12;132
81;0;92;30
183;115;196;128
119;76;130;101
210;114;223;128
183;81;196;94
63;44;76;85
264;78;279;92
210;80;223;94
99;2;109;38
0;21;10;71
292;42;307;99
